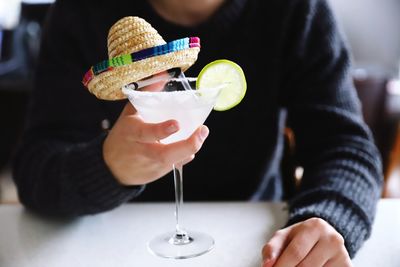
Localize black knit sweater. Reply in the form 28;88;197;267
12;0;383;257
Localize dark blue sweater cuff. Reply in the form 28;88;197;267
63;133;145;215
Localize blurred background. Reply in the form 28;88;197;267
0;0;399;203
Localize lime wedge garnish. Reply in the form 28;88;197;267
196;59;246;111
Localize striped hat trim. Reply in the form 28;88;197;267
83;37;200;87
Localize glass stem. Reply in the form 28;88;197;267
170;163;191;245
174;163;184;233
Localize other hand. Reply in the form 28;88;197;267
261;217;352;267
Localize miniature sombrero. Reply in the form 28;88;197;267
82;16;201;100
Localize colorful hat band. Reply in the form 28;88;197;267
83;37;200;87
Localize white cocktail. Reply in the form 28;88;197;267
123;82;220;144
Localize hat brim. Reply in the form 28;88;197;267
85;46;200;100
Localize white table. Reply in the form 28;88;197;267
0;200;399;267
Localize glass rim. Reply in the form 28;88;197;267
122;76;197;90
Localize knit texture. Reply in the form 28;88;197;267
12;0;382;258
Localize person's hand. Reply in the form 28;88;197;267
261;217;353;267
103;103;209;186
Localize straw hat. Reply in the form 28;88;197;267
82;16;200;100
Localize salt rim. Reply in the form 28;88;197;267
121;77;224;97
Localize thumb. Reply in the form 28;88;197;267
261;229;290;267
262;258;276;267
261;244;277;267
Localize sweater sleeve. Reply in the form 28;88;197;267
12;0;144;217
280;0;383;258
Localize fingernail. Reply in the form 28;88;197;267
262;258;270;267
166;123;178;134
199;126;209;141
262;257;275;267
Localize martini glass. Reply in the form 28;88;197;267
122;77;221;259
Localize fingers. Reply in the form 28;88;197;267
273;220;321;267
140;79;168;92
262;228;290;267
121;102;137;115
122;116;180;143
298;231;346;267
261;218;351;267
323;249;353;267
180;155;195;166
152;126;209;166
138;71;170;92
261;245;277;267
119;102;181;143
295;241;330;266
106;101;209;186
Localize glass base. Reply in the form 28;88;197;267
148;231;214;259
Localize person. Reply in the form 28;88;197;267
12;0;383;266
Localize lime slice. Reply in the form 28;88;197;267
196;59;246;111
